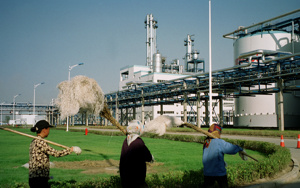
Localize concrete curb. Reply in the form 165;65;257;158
244;158;299;188
275;158;299;183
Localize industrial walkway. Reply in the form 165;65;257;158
105;52;300;109
105;51;300;130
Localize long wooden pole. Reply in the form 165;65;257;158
183;122;258;162
100;103;127;135
0;127;70;149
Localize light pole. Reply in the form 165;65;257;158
1;102;5;125
208;0;213;125
50;99;54;126
33;82;45;117
68;63;84;81
67;63;84;131
13;94;21;127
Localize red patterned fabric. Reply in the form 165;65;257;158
204;124;222;148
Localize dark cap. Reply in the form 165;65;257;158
31;120;53;133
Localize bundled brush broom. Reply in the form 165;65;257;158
56;75;105;120
56;75;127;135
144;115;184;136
99;103;127;135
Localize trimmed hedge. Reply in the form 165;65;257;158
225;138;290;187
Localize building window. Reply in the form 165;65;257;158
121;71;129;81
157;111;175;114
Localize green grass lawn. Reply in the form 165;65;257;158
0;128;266;187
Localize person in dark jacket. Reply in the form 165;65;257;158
119;120;154;188
202;123;246;188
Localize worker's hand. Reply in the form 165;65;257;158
72;146;82;155
150;155;155;163
239;150;248;161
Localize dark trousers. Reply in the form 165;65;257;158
204;175;228;188
29;177;50;188
121;181;148;188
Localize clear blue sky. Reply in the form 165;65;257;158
0;0;299;105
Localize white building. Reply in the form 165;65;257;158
9;115;46;126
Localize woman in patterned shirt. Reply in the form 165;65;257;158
29;120;74;188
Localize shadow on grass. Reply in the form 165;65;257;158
83;149;118;167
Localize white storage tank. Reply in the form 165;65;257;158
153;52;162;73
233;30;300;128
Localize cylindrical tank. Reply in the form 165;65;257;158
192;50;199;60
233;30;300;128
153;52;162;73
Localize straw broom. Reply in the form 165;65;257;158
0;127;70;149
56;75;105;120
56;75;127;135
144;115;183;136
100;103;127;135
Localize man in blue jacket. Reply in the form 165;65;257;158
202;123;245;188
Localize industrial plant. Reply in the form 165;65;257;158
1;9;300;131
106;9;300;130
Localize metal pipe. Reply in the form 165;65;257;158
223;9;300;39
292;21;295;54
263;52;300;63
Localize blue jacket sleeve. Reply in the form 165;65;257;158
219;139;243;154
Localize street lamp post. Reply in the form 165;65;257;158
66;63;84;131
13;94;21;127
69;63;84;81
1;102;5;125
208;0;213;125
50;99;55;126
33;82;45;118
